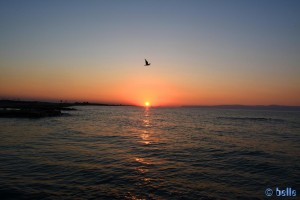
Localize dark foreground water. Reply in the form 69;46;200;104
0;106;299;200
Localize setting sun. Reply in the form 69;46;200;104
145;102;150;107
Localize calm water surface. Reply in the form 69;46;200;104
0;106;299;199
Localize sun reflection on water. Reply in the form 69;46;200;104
134;157;151;165
140;108;152;145
135;166;148;173
140;131;150;145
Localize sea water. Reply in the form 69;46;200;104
0;106;299;199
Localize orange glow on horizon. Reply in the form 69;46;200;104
1;63;299;106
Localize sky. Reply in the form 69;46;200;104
0;0;299;106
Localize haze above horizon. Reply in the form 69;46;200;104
1;0;299;106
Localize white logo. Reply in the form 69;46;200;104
265;188;273;196
265;187;297;197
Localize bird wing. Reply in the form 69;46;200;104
145;59;149;65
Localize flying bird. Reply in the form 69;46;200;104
144;59;151;66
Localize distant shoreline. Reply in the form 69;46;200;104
0;100;134;118
73;102;134;107
0;100;134;107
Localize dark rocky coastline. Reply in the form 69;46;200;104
0;100;75;118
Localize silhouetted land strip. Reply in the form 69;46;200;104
73;102;132;106
0;100;133;118
0;100;75;118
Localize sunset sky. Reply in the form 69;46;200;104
1;0;299;106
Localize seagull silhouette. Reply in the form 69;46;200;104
144;59;151;66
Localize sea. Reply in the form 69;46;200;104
0;106;299;200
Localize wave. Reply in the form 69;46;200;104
217;117;285;123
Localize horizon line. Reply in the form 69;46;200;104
1;99;300;108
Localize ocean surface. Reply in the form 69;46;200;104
0;106;299;200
